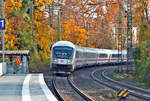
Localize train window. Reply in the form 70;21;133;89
83;53;87;58
99;54;108;58
92;53;96;58
123;54;127;58
79;52;83;58
119;54;122;58
76;51;84;58
76;51;79;58
53;46;74;59
86;52;89;58
87;52;96;58
112;54;118;58
112;54;122;58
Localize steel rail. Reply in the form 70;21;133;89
102;70;150;94
51;77;65;101
91;69;150;100
102;70;150;100
67;75;94;101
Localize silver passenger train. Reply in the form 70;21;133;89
50;41;127;74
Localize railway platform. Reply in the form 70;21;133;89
0;73;57;101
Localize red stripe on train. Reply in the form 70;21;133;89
76;59;127;63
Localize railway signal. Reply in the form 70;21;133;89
16;58;21;65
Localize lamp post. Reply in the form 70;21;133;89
31;1;35;48
29;1;35;54
57;9;61;41
86;21;89;47
1;0;5;62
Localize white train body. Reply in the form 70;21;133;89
51;41;127;74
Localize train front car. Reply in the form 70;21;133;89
51;41;75;74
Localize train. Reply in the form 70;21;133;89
50;41;127;74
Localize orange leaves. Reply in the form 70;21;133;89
3;0;130;51
58;0;120;48
14;2;22;8
133;0;149;23
133;0;149;44
34;0;52;11
34;0;52;5
5;1;14;14
62;19;88;46
5;33;18;42
5;33;18;49
33;12;56;52
3;0;26;49
35;25;56;53
104;2;119;23
14;2;22;11
5;0;22;13
91;0;98;3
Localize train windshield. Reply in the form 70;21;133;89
53;46;74;59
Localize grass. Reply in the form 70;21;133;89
98;89;117;99
103;92;117;99
30;63;50;73
98;90;103;94
113;73;126;81
112;72;149;88
136;82;146;87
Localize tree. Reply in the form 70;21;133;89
3;0;24;49
133;0;149;43
61;19;88;46
133;0;150;85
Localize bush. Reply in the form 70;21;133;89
133;40;150;86
30;48;50;73
113;73;126;81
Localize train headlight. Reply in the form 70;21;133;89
67;60;72;64
53;59;57;63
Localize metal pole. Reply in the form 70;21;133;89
101;17;104;45
127;0;132;72
1;0;5;62
49;0;54;28
118;3;123;72
129;0;132;48
57;10;61;41
86;21;89;47
31;1;35;53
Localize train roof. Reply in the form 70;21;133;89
97;49;112;54
52;41;75;49
110;50;127;54
76;46;99;52
75;46;85;51
52;41;127;55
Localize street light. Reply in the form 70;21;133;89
57;8;61;41
1;0;5;62
31;1;35;54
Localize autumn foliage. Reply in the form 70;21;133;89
132;0;150;85
1;0;127;50
1;0;148;71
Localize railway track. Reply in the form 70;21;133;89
51;74;94;101
71;66;117;101
91;68;150;100
44;65;149;101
